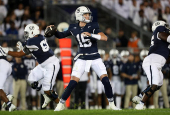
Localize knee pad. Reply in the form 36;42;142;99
144;85;158;98
47;91;58;101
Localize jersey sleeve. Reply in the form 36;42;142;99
93;22;102;34
54;24;73;38
25;39;39;52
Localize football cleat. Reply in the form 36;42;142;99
54;102;65;111
109;101;121;110
132;96;142;104
135;103;145;110
42;94;51;108
9;104;16;112
2;94;14;108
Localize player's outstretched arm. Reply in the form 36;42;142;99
45;25;71;38
8;50;26;58
158;32;170;42
82;32;107;41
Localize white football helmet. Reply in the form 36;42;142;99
109;49;119;59
152;20;169;32
120;50;129;63
24;24;40;40
75;6;92;23
140;50;148;60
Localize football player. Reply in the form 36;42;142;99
45;6;120;111
132;21;170;110
0;24;60;110
0;47;16;112
109;49;122;109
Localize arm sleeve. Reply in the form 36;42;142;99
24;39;39;53
93;22;102;34
54;25;72;38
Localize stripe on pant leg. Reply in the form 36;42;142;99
50;65;55;90
150;65;152;85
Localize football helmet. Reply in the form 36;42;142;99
75;6;92;23
24;24;40;40
109;49;119;59
120;50;129;63
152;20;169;32
140;50;148;60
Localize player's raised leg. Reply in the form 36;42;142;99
91;58;121;110
54;59;86;111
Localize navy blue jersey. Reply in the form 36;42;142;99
148;26;170;59
24;34;54;64
22;56;36;73
110;59;121;76
55;22;101;60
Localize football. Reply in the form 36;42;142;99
44;25;56;37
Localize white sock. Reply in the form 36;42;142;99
116;96;121;108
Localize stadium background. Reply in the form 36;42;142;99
0;0;170;111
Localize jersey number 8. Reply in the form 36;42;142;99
40;39;49;52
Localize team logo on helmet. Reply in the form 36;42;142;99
77;8;80;13
29;26;35;30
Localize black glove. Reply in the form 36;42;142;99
31;81;38;89
36;84;42;91
44;25;56;37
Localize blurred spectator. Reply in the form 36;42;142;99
14;3;24;19
114;0;129;19
3;16;11;31
163;6;170;25
101;0;114;10
128;0;139;21
153;64;169;108
20;9;33;28
149;2;159;24
133;9;148;30
0;0;7;22
12;57;27;110
18;24;26;40
128;31;144;53
0;22;6;36
121;54;140;108
160;0;169;11
6;21;18;39
10;13;20;29
32;10;42;23
116;29;128;47
157;9;166;22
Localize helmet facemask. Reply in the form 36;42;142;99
24;31;29;40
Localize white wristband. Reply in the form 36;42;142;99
167;35;170;43
91;34;101;40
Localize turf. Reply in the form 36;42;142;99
0;109;170;115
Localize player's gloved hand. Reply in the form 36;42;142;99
44;25;56;37
0;46;9;56
16;41;24;51
36;84;42;91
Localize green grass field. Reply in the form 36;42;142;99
0;109;170;115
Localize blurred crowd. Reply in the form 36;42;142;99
0;41;170;110
100;0;170;31
0;0;46;41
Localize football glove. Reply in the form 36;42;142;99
16;41;24;51
44;25;56;37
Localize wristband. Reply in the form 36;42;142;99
91;34;101;40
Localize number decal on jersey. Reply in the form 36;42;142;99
40;39;49;52
24;60;36;70
150;35;154;47
76;34;92;47
113;65;119;75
